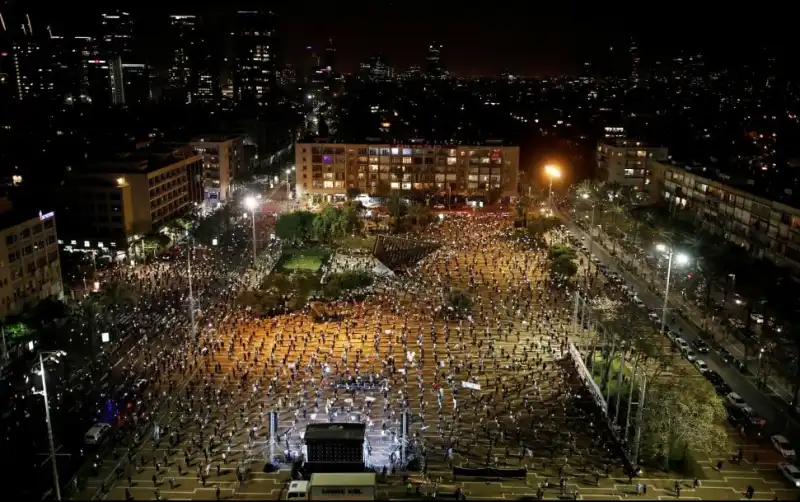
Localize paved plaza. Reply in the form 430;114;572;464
72;214;800;501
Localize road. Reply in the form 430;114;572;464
557;209;800;446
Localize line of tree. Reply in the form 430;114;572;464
572;179;800;406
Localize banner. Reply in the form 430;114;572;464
568;343;607;415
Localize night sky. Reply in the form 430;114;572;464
12;0;794;76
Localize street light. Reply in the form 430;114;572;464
544;164;561;209
244;196;258;265
656;243;690;335
31;350;67;501
285;167;294;198
581;192;596;287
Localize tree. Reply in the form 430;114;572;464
528;216;560;243
141;232;170;257
346;187;361;201
387;192;408;232
407;203;431;227
549;255;578;280
642;374;729;469
446;288;473;317
275;211;316;246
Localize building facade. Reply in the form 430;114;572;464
596;139;668;189
650;161;800;272
0;208;63;317
295;141;519;202
190;136;243;206
59;143;201;254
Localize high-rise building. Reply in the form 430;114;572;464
323;38;336;72
629;36;640;83
0;202;63;317
426;42;445;79
55;143;202;251
368;54;390;82
233;9;276;107
295;141;519;203
91;10;149;106
596;139;668;190
167;14;195;103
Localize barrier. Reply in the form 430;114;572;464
567;342;634;473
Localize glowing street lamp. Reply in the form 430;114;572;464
244;196;259;265
31;350;67;500
544;164;561;208
656;243;690;334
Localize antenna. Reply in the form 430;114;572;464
0;13;6;32
26;13;33;36
21;24;27;36
47;25;53;38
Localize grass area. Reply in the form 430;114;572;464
336;235;375;252
278;248;329;273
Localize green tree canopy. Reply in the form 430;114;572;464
275;211;317;246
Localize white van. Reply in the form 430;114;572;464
285;480;309;500
84;422;111;444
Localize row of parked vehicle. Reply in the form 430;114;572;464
565;226;799;483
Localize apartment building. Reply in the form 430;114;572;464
650;161;800;272
59;143;201;254
596;139;668;189
190;135;243;206
0;204;63;317
294;141;519;202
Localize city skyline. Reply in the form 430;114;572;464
7;2;792;76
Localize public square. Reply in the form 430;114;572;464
69;213;800;501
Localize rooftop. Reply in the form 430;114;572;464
599;138;665;149
0;205;56;231
298;136;514;147
84;143;198;175
191;135;241;144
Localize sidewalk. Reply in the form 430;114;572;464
582;224;796;405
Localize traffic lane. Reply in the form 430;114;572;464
560;215;800;443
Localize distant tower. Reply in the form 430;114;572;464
323;38;336;72
629;37;640;83
426;41;443;79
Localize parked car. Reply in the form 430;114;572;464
778;462;800;487
726;392;748;409
727;405;765;440
684;349;698;362
694;360;709;372
772;435;796;459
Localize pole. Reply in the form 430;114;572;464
614;351;625;424
631;374;647;466
188;241;196;341
251;208;257;265
40;352;62;501
624;363;638;445
572;291;580;333
286;172;291;198
548;178;553;209
1;325;8;363
584;204;595;288
660;250;674;335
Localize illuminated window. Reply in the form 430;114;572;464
447;157;457;165
323;181;334;188
402;157;412;164
402;148;412;155
390;148;399;155
390;182;400;189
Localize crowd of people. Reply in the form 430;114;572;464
68;211;622;501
